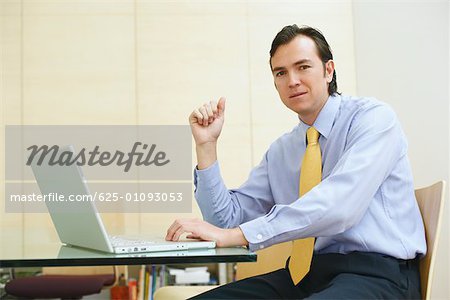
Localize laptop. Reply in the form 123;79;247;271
30;145;216;254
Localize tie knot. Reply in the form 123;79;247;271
306;127;319;145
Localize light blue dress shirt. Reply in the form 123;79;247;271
194;94;426;259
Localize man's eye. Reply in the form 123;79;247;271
276;71;286;77
299;65;310;70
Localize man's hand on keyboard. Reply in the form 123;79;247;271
165;218;248;248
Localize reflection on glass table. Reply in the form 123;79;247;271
1;241;257;268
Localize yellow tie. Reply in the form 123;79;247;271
288;126;322;285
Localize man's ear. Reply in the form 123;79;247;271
325;60;335;83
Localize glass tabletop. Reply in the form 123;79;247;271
0;241;256;268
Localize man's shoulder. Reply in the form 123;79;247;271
339;94;387;110
337;94;399;133
339;94;395;119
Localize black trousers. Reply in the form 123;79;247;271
190;252;421;299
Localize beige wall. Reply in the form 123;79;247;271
1;0;448;296
0;0;356;238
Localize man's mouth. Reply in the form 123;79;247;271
289;92;307;98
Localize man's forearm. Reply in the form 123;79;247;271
196;142;218;170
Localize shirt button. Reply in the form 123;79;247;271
256;234;263;240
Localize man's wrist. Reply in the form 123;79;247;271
196;142;217;170
231;227;249;246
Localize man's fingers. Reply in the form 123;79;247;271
166;219;184;241
166;219;198;241
204;102;215;125
186;234;201;240
198;106;209;126
210;100;218;118
172;225;192;242
191;109;204;125
165;222;176;240
217;97;226;117
204;103;213;117
190;98;225;128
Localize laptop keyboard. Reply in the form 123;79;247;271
109;236;155;246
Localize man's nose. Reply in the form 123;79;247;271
288;73;301;88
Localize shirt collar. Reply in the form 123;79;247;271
299;94;341;140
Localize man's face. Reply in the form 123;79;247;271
271;35;334;125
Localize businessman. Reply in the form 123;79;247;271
166;25;425;299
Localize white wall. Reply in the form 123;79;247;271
352;1;449;298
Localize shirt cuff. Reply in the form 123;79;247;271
193;160;221;190
239;217;275;252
